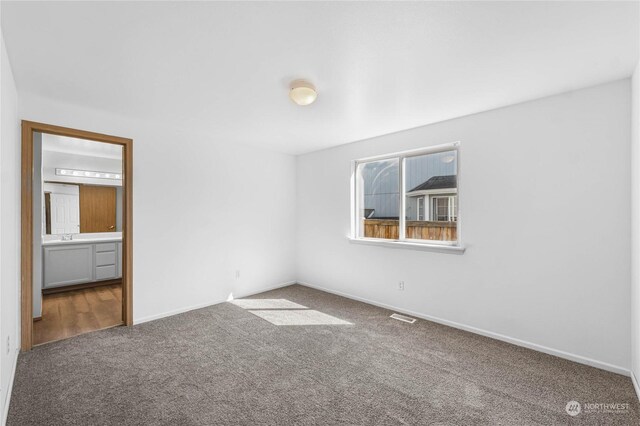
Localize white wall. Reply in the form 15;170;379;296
18;92;298;324
0;32;20;423
297;80;632;374
43;182;80;195
631;61;640;395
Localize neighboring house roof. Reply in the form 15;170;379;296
409;175;456;192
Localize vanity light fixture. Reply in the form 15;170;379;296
56;168;122;180
289;80;317;106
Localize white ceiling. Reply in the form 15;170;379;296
2;1;638;155
42;134;123;160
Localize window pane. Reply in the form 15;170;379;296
356;158;399;239
404;150;457;242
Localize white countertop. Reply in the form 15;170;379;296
42;232;122;246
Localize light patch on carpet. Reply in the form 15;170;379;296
230;299;308;310
390;313;416;324
248;309;352;326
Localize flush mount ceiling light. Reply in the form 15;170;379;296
56;168;122;180
289;80;317;106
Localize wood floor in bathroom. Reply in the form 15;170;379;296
33;283;123;346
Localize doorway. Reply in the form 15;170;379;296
21;121;133;350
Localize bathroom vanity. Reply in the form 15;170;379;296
42;237;122;289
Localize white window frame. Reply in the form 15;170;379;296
417;196;425;221
349;141;464;253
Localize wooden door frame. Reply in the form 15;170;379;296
21;121;133;351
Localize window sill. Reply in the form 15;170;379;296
347;237;466;254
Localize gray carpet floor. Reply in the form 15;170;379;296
7;284;639;425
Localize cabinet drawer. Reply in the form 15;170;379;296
95;251;116;267
95;243;116;253
95;265;117;280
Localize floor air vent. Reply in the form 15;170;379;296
390;313;416;324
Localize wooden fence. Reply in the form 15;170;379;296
363;219;457;241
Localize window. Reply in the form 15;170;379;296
353;143;459;246
431;195;457;222
354;158;399;240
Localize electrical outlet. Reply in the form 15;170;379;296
6;336;10;355
235;270;240;280
398;281;405;291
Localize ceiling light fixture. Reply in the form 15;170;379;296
56;168;122;180
289;80;317;106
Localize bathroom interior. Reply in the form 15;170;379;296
32;132;124;345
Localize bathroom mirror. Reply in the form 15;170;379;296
40;134;123;235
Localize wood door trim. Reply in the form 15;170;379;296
21;121;133;351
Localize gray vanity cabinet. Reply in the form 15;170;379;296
43;240;122;289
43;244;94;288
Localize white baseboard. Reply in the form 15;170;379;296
632;370;640;403
134;297;229;325
133;281;296;325
2;348;19;426
231;281;297;299
297;281;630;377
